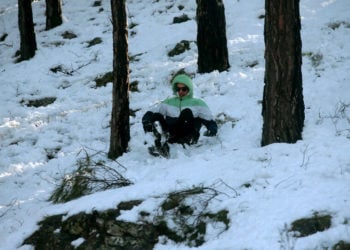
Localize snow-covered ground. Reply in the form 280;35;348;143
0;0;349;249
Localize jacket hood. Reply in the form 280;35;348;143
171;74;193;98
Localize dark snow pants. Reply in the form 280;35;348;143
149;108;201;144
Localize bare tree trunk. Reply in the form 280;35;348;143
108;0;130;159
196;0;230;73
45;0;63;30
18;0;37;61
261;0;305;146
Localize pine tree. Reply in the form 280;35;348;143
18;0;37;61
261;0;305;146
108;0;130;159
196;0;230;73
45;0;63;30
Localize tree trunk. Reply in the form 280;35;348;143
196;0;230;73
45;0;63;30
261;0;305;146
18;0;37;61
108;0;130;159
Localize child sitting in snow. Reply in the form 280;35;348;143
142;74;218;157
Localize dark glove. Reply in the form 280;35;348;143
204;130;216;137
143;122;153;133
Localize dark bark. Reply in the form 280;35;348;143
196;0;230;73
45;0;63;30
108;0;130;159
261;0;305;146
18;0;37;60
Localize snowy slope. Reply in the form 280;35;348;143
0;0;349;249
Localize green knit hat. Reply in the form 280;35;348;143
171;74;193;97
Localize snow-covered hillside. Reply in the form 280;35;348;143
0;0;349;249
